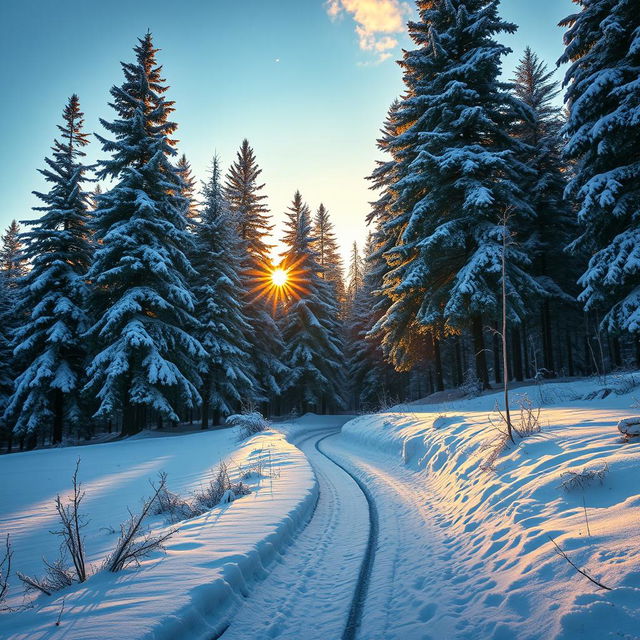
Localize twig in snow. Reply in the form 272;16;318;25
56;597;65;626
582;496;591;537
0;534;12;604
548;536;611;590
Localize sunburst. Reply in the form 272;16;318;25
248;256;309;311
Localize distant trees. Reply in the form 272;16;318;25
279;191;345;413
225;139;287;410
193;156;256;426
4;4;640;448
5;95;93;443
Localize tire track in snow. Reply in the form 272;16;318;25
219;426;370;640
315;433;379;640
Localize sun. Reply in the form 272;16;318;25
271;268;288;287
247;258;309;312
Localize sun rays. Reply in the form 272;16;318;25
248;257;310;311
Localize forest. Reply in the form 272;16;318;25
0;0;638;452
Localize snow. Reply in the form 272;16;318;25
340;376;640;639
0;425;317;639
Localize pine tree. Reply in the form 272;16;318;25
280;191;345;413
373;0;545;388
177;153;199;225
85;33;205;434
560;0;640;335
0;220;27;283
225;139;287;406
4;95;93;443
0;274;13;450
193;156;257;426
312;204;346;312
346;241;364;309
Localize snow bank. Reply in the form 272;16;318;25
342;377;640;639
1;429;317;639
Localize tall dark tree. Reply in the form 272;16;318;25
346;241;364;310
280;191;345;413
225;139;287;406
560;0;640;337
4;95;93;443
373;0;545;388
177;153;199;225
85;33;205;435
193;156;257;426
0;274;14;450
511;48;578;375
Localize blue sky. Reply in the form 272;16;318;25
0;0;574;262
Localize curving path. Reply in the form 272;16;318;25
220;425;374;640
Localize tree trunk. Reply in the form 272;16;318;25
201;395;210;429
433;334;444;392
472;315;490;389
522;322;530;379
492;320;502;384
566;330;575;377
454;337;463;387
542;300;555;374
511;326;523;381
52;389;64;445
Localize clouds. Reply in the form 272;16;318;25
325;0;411;61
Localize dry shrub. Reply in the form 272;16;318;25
560;463;609;491
226;412;270;441
0;534;12;607
192;462;250;513
105;475;178;573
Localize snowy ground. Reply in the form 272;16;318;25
339;375;640;639
0;425;317;639
2;378;640;639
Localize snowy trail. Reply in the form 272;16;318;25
220;427;371;640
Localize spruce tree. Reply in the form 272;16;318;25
85;33;205;434
193;156;257;426
374;0;545;387
346;241;364;310
280;191;345;413
4;95;92;443
560;0;640;335
177;153;199;225
312;204;346;312
225;139;287;406
0;220;27;282
0;274;13;450
511;48;579;375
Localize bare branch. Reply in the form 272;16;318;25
548;536;611;591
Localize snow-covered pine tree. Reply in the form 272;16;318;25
560;0;640;337
193;156;257;427
177;153;199;226
0;220;27;283
312;204;346;313
280;191;345;413
225;139;287;407
0;274;14;450
4;95;93;444
85;33;205;434
511;48;580;377
374;0;545;388
346;241;364;310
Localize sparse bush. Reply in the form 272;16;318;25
514;394;542;436
105;475;178;573
560;463;609;491
227;411;270;441
52;459;88;583
17;558;74;596
0;534;12;607
192;462;250;513
153;472;194;523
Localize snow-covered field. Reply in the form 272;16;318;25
2;380;639;640
0;425;317;639
341;376;640;639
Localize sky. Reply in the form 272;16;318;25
0;0;574;264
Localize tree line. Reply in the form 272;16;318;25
347;0;639;410
1;0;638;450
